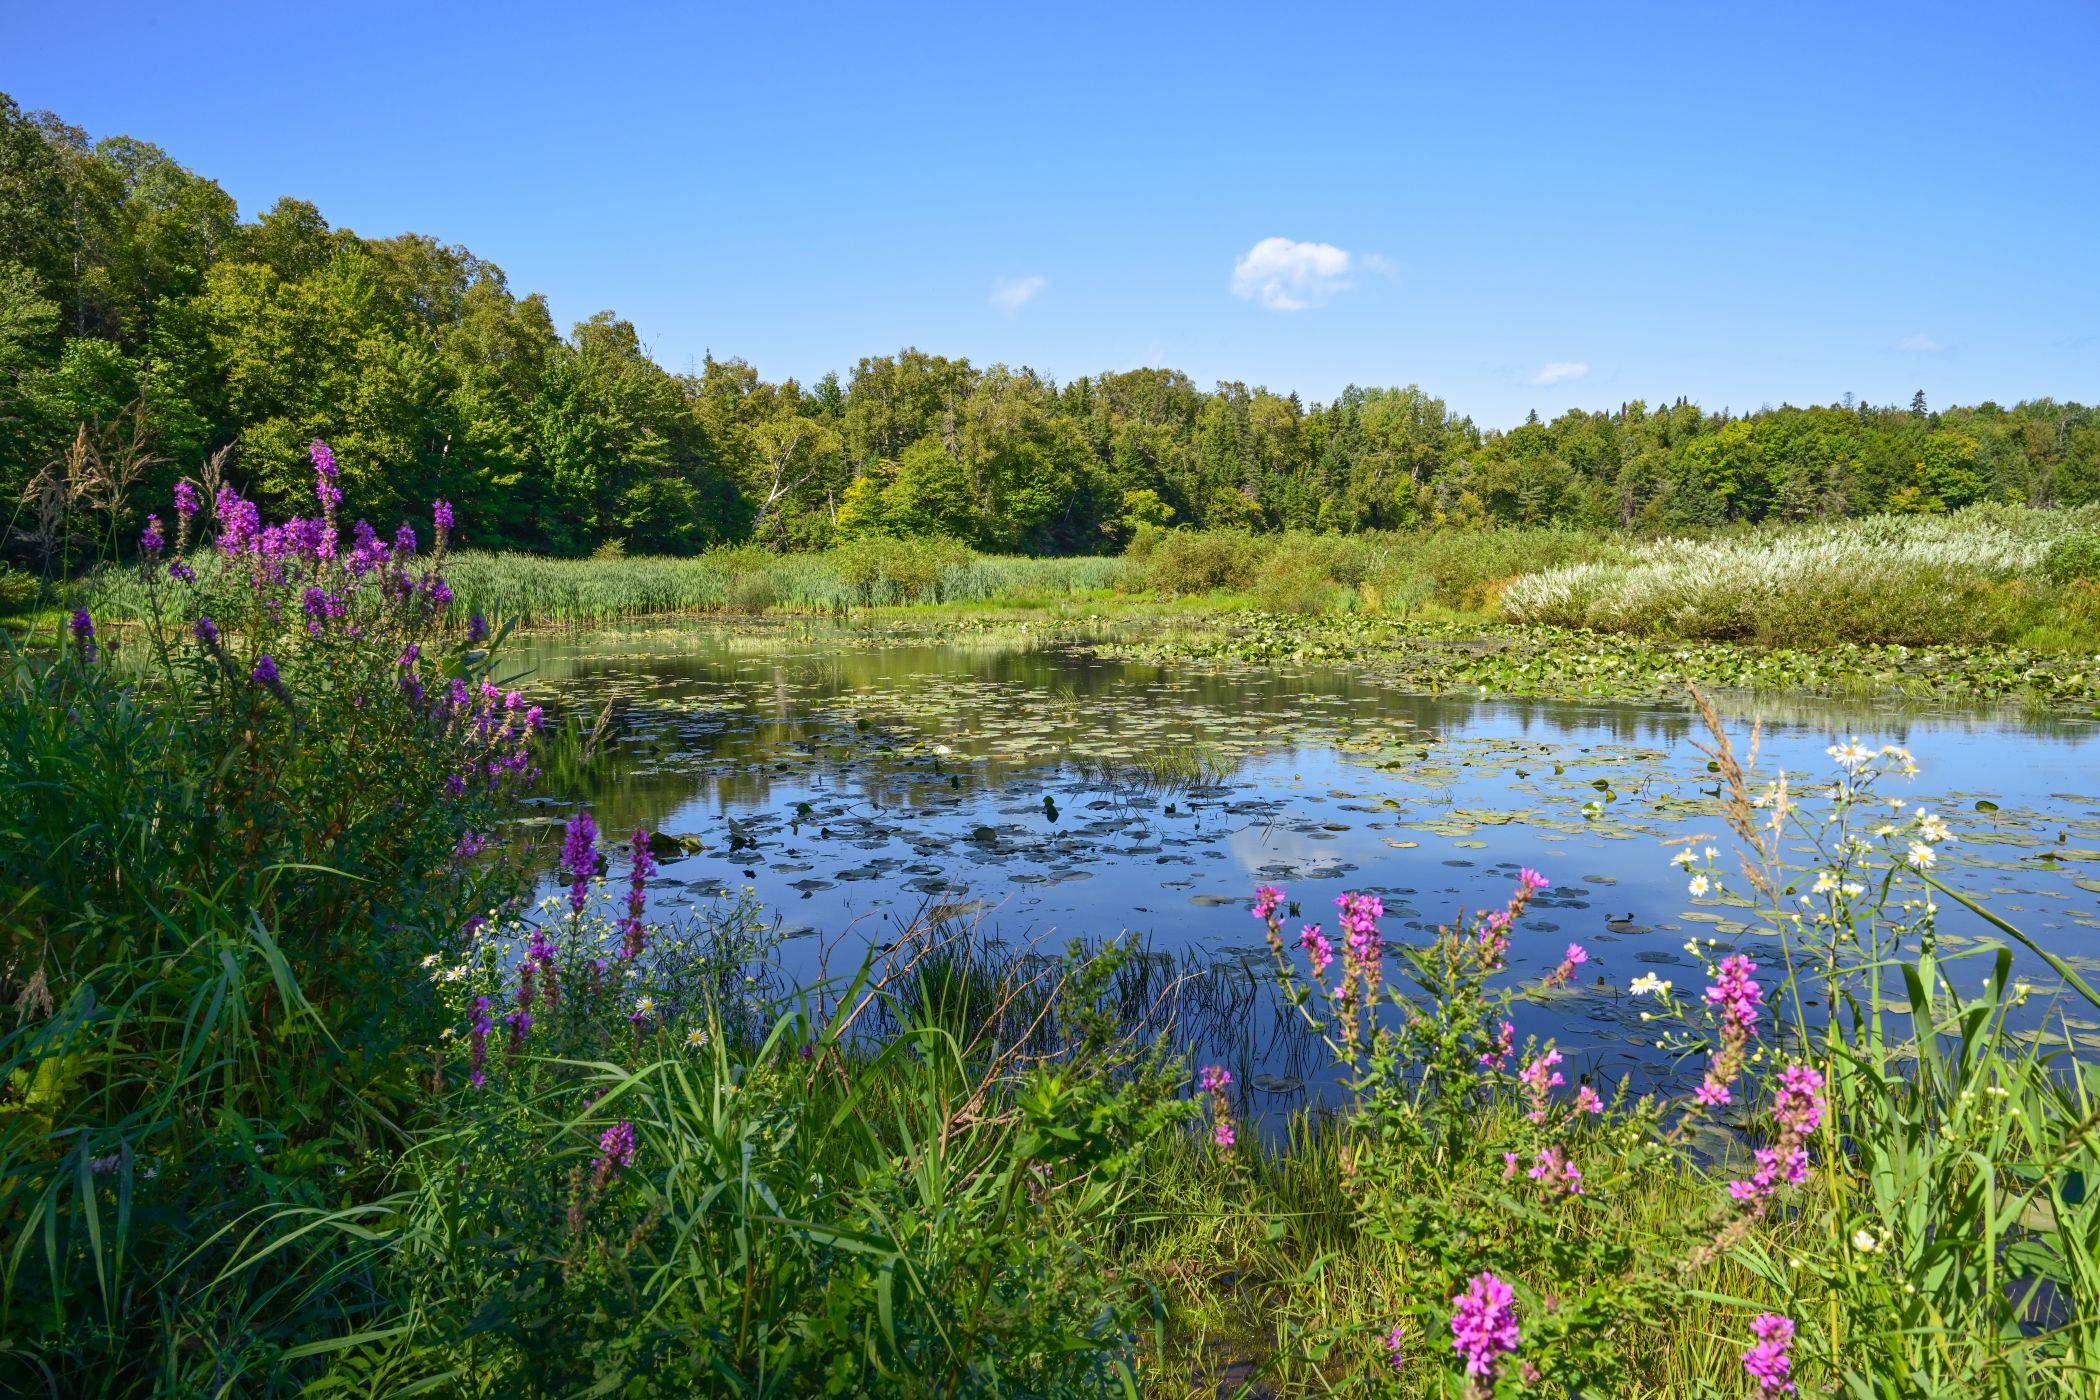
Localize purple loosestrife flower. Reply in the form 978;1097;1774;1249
310;439;341;517
215;487;260;556
591;1120;638;1191
1526;1145;1583;1195
1449;1272;1520;1381
432;499;453;555
526;927;562;1006
562;810;600;917
1475;908;1513;969
69;609;96;662
173;479;200;519
1335;891;1384;977
1545;940;1589;988
622;828;656;957
1774;1063;1827;1136
1297;923;1334;979
1741;1314;1796;1394
467;612;489;644
1698;955;1764;1106
1574;1085;1604;1115
193;615;218;646
168;560;196;583
1729;1062;1827;1209
1198;1064;1236;1155
140;514;164;557
1252;885;1284;921
1477;1019;1514;1071
1385;1324;1406;1374
468;996;492;1089
251;654;280;686
394;523;418;556
1518;1048;1565;1123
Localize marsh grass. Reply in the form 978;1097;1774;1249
1500;505;2100;646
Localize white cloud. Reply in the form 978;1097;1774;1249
1531;361;1589;386
1231;237;1366;311
1895;334;1943;352
990;275;1047;311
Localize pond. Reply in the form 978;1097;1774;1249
508;621;2100;1111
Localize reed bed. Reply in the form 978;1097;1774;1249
1499;504;2100;644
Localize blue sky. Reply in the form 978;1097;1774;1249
8;0;2097;425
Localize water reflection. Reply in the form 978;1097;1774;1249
508;622;2100;1111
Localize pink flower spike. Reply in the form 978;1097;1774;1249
1518;868;1549;893
1742;1313;1797;1394
1449;1272;1520;1380
1564;943;1588;966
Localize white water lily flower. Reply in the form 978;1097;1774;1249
1629;973;1672;998
1907;842;1937;869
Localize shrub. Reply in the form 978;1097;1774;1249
1138;529;1261;594
2042;531;2100;584
724;569;777;613
0;563;36;614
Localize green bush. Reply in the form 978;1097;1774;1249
2042;531;2100;584
724;569;777;613
0;563;36;614
1136;529;1261;594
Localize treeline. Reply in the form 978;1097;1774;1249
5;92;2099;564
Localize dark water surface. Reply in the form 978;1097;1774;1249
512;622;2100;1106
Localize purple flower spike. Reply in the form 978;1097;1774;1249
1449;1272;1520;1381
69;609;96;662
311;439;341;516
251;654;280;686
562;810;599;917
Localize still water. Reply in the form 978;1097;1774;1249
510;622;2100;1104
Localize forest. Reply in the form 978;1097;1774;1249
5;90;2099;569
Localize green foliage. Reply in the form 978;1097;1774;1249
6;94;2100;573
0;562;36;612
0;544;526;1392
2041;531;2100;585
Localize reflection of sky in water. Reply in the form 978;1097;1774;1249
516;624;2100;1116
